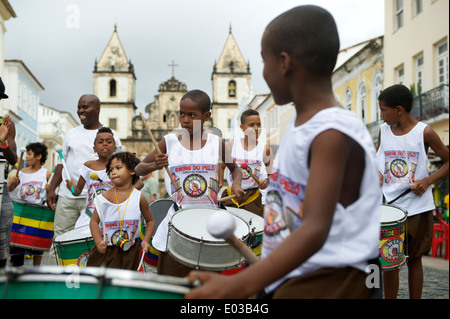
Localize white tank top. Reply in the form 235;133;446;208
94;188;141;246
376;122;435;216
262;107;381;293
17;167;48;204
153;132;221;252
226;137;268;190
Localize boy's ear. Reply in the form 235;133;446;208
203;111;211;121
279;51;292;75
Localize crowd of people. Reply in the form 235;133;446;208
0;5;448;300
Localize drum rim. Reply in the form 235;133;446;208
0;266;193;295
12;198;53;209
225;206;264;233
170;207;250;243
380;204;408;225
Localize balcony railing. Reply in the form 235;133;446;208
367;84;449;139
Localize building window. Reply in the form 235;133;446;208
395;0;404;30
357;81;367;123
109;118;117;130
436;40;448;85
228;80;236;97
413;0;423;16
415;53;424;93
109;79;117;97
396;65;405;84
372;72;383;122
344;88;352;111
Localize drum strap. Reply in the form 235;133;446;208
226;187;260;207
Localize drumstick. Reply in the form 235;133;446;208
40;166;56;204
57;149;76;195
207;210;259;265
137;250;145;272
240;162;260;184
139;112;177;190
16;147;26;177
218;191;246;203
89;172;112;188
91;184;106;242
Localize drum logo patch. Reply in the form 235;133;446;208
183;174;207;198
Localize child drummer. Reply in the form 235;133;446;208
87;152;154;270
219;109;272;217
135;89;244;277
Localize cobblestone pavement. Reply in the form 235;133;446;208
391;255;449;299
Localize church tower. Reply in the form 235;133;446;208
93;25;136;140
212;26;251;139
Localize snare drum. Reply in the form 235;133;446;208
0;266;191;299
53;225;95;266
379;204;407;270
168;207;249;271
10;199;55;251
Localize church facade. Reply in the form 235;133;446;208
94;25;251;195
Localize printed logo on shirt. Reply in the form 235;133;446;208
264;190;287;236
383;150;418;184
183;173;207;198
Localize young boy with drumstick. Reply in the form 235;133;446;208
219;109;272;217
135;89;244;277
186;5;381;299
66;127;117;228
376;84;449;299
87;152;154;270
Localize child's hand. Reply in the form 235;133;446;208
96;240;108;254
44;183;50;191
230;182;245;203
258;178;269;189
155;154;169;169
66;179;76;191
141;241;150;253
8;176;20;190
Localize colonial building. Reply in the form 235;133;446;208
93;25;136;140
211;26;251;139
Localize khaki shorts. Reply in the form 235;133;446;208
406;211;433;261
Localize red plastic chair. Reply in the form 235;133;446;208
439;219;449;260
431;222;445;258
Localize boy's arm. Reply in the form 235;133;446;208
187;130;351;298
218;139;233;188
140;194;155;251
135;139;168;176
221;139;244;201
412;126;449;195
47;164;63;210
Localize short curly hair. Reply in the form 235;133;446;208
26;142;48;165
105;151;140;184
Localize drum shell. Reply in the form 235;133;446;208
0;266;190;299
53;225;94;266
167;208;249;271
10;199;55;251
379;204;407;270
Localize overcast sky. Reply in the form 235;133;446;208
5;0;384;121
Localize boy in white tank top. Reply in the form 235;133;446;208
376;84;449;299
219;109;273;216
187;5;381;299
8;142;52;266
135;89;244;277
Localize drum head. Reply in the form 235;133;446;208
171;208;249;242
149;199;174;237
225;207;264;234
54;225;92;243
380;205;407;224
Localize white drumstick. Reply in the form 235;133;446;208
16;147;27;177
57;149;75;195
207;210;259;265
137;250;145;272
40;166;56;204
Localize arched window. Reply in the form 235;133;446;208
228;80;236;97
357;81;367;123
371;71;383;123
344;88;352;111
110;79;117;97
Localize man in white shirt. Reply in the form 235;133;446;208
47;94;121;263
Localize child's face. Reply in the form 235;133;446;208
25;150;41;167
179;98;210;136
94;132;116;158
108;158;134;186
241;115;261;140
379;101;399;126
